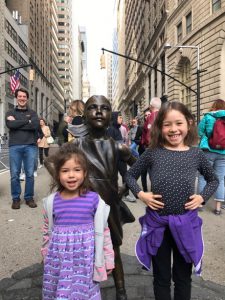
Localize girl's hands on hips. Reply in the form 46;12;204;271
185;194;204;210
137;191;164;210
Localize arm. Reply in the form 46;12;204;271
198;117;207;138
124;149;163;210
5;110;40;131
103;227;114;272
41;208;50;258
197;150;219;203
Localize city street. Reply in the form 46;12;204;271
0;161;225;299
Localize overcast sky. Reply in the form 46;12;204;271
73;0;115;95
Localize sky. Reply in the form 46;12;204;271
73;0;115;95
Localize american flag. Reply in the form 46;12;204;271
10;70;20;93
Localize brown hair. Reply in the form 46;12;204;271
209;99;225;111
39;118;47;125
50;143;92;194
150;101;198;148
68;100;85;117
15;88;29;99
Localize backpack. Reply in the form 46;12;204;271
209;117;225;149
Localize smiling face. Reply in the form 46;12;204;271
84;95;111;129
59;157;86;197
16;91;28;109
162;109;189;149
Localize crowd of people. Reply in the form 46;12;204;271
4;88;225;300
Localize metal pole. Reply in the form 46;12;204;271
101;48;197;95
0;64;32;76
196;46;200;124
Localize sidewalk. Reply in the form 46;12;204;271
0;254;225;300
0;167;225;299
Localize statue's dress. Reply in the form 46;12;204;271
74;136;135;246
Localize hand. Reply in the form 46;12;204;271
37;138;41;143
107;269;113;275
185;194;204;210
137;191;164;210
7;116;15;120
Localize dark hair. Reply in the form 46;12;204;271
15;88;29;99
39;118;47;125
150;101;198;148
50;143;92;194
209;99;225;111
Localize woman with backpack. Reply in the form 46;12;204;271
198;99;225;215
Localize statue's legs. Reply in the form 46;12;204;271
112;245;128;300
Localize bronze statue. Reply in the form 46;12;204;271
45;95;136;300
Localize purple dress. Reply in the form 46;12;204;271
42;191;101;300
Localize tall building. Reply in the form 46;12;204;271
166;0;225;117
0;0;29;134
5;0;65;131
114;0;225;120
79;26;90;102
57;0;73;105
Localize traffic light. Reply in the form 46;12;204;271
29;68;35;81
100;54;106;69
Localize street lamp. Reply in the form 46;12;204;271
164;43;201;123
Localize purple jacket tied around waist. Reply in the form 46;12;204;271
135;208;203;275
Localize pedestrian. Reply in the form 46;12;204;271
128;117;142;158
5;88;39;209
125;101;219;300
37;118;51;168
45;95;136;300
62;99;85;142
41;143;114;299
138;110;151;191
198;99;225;215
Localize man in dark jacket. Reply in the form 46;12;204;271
5;88;40;209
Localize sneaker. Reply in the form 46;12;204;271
124;195;137;203
19;174;25;181
213;209;221;215
34;171;37;177
38;164;43;169
26;199;37;208
221;204;225;210
12;201;21;209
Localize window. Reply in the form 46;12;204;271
58;14;65;18
18;37;28;55
5;20;17;42
177;22;182;43
186;12;192;34
212;0;221;12
5;40;17;61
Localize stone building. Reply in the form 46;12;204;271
0;0;29;134
5;0;65;132
113;0;225;121
166;0;225;118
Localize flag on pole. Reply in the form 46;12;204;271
10;70;20;93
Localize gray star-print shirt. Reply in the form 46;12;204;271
125;147;219;215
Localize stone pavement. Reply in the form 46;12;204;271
0;253;225;300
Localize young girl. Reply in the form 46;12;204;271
125;101;219;300
41;143;114;300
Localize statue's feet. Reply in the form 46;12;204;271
116;288;128;300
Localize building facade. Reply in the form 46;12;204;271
57;0;73;105
166;0;225;117
0;0;29;134
5;0;65;132
113;0;225;121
